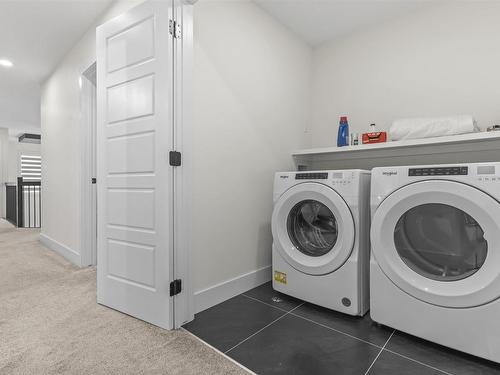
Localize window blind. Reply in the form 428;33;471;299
20;155;41;181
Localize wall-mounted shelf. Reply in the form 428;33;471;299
293;132;500;170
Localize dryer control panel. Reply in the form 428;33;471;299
475;165;500;182
409;166;468;176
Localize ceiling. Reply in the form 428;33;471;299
0;0;113;133
254;0;429;47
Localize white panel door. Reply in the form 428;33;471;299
97;0;174;329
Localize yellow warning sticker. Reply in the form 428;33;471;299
274;271;287;285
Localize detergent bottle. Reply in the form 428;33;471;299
337;116;349;147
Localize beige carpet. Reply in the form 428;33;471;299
0;221;248;375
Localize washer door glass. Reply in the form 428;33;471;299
394;203;488;282
287;200;338;257
272;182;355;275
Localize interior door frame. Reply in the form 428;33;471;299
173;0;195;327
80;61;97;267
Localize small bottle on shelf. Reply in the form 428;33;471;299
350;133;359;145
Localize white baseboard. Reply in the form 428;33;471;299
194;265;272;313
39;233;81;267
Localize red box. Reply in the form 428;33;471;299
362;132;387;144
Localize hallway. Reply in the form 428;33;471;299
0;221;247;375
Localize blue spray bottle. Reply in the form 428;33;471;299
337;116;349;147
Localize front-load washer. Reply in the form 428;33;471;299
370;162;500;363
271;170;371;316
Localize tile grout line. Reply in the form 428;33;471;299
382;348;455;375
288;311;383;349
239;293;458;375
241;293;382;349
224;302;305;355
364;330;395;375
181;328;258;375
241;293;291;314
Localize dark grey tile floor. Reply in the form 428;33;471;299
183;282;500;375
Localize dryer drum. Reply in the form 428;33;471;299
393;203;488;282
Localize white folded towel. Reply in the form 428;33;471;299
389;115;479;141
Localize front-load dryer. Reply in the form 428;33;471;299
272;170;371;316
370;162;500;363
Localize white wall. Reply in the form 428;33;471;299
41;0;144;264
192;0;311;301
0;80;40;131
0;129;8;218
311;2;500;147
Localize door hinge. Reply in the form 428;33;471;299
169;19;182;39
170;279;182;296
91;178;97;184
169;151;182;167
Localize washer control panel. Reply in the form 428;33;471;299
295;172;328;180
331;171;353;185
293;171;355;185
409;166;468;176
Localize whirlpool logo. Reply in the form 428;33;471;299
382;171;398;176
279;175;289;179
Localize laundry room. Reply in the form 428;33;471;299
184;1;500;374
2;0;500;374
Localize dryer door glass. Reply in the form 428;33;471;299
287;199;338;257
394;203;488;281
